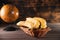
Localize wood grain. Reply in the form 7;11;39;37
0;23;60;40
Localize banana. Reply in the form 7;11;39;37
16;21;32;29
24;21;33;29
33;17;47;29
26;17;40;29
17;17;47;29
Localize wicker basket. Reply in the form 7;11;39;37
20;27;51;38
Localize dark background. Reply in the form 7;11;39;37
0;0;60;23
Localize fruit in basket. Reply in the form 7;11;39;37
17;17;51;37
0;4;19;23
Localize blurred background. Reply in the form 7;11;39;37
0;0;60;23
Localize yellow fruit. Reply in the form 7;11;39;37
24;21;33;29
17;17;47;29
0;4;19;23
17;21;33;29
33;17;47;28
17;17;40;29
26;17;40;29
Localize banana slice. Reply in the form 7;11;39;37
33;17;47;29
26;17;40;29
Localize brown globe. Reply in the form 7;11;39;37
0;4;19;23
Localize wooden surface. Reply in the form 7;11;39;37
0;23;60;40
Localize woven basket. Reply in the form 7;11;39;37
20;27;51;38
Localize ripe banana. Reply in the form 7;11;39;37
17;17;47;29
33;17;47;28
26;17;40;29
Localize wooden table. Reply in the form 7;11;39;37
0;23;60;40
